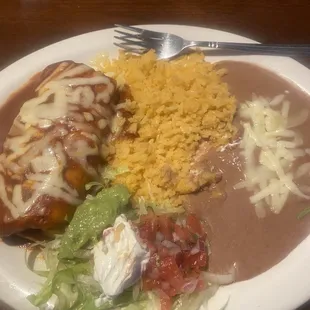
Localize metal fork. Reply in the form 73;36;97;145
114;24;310;59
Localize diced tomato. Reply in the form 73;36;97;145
159;256;183;280
198;251;208;267
166;285;177;297
138;209;209;306
161;281;170;291
174;251;183;267
160;281;177;297
138;209;159;242
158;215;173;241
143;240;157;255
146;264;160;280
143;278;161;290
196;278;206;291
174;224;193;242
139;219;157;241
158;245;170;258
197;238;206;251
159;256;184;291
140;207;156;220
183;251;208;271
147;253;159;271
157;289;172;310
186;214;204;237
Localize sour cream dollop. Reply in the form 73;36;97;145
93;214;150;297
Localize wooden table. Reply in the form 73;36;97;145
1;0;310;309
1;0;310;70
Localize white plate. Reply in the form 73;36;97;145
0;24;310;310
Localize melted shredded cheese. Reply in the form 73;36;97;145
235;95;310;216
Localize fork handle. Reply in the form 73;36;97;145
188;41;310;56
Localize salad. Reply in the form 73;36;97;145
27;183;226;310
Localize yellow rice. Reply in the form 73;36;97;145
93;50;236;207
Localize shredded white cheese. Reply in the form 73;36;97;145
235;94;310;216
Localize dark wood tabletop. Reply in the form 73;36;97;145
1;0;310;71
1;0;310;309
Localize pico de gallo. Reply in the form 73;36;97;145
137;209;209;310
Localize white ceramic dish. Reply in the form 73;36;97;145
0;24;310;310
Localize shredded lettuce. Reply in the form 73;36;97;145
85;182;104;192
28;261;96;309
28;185;132;310
28;257;144;310
172;286;218;310
86;166;129;189
120;294;158;310
102;166;130;181
58;184;130;260
95;290;148;310
136;196;185;216
120;301;150;310
297;206;310;219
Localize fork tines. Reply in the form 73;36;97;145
114;24;144;34
114;24;149;54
